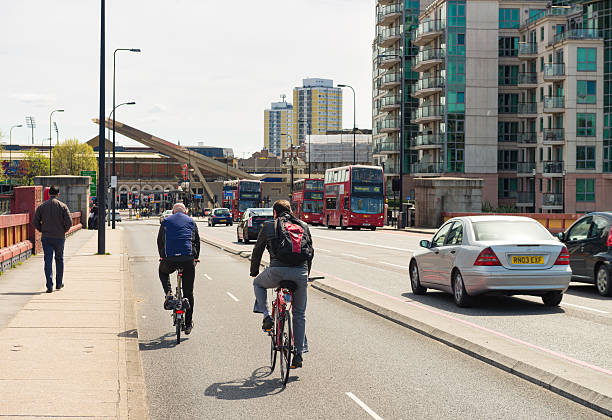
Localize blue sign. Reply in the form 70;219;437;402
194;194;203;199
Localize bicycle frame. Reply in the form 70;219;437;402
173;269;185;344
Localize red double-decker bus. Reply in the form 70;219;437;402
323;165;385;230
292;178;324;225
222;179;262;221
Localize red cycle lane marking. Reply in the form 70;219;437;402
312;269;612;377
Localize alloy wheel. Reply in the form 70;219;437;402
597;268;609;295
454;273;464;302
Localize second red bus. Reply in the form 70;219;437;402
292;178;324;225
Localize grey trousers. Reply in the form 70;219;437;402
253;266;308;354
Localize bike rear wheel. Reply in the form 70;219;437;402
270;306;278;372
280;311;292;385
176;315;181;344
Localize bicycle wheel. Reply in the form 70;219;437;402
270;306;278;372
280;311;292;385
176;314;181;344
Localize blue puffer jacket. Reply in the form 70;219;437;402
157;212;200;260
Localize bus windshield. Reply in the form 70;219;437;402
303;200;324;213
351;196;383;214
239;200;260;212
305;180;323;191
352;167;383;184
240;181;261;192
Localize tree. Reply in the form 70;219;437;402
51;139;97;176
22;150;49;185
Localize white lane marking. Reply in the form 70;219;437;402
317;248;332;252
226;292;239;302
379;261;407;269
562;302;609;314
341;253;367;260
346;392;384;420
312;234;415;253
204;274;212;280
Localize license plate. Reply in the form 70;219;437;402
511;255;544;265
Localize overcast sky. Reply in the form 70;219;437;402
1;0;374;158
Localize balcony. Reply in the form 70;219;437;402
498;133;518;143
378;49;402;69
517;161;537;176
378;27;402;48
499;104;518;115
543;128;565;144
517;72;537;87
518;102;537;117
412;20;445;46
378;0;398;5
412;105;444;124
543;96;565;113
374;141;399;155
411;77;444;98
412;134;444;149
380;118;400;133
411;161;444;176
377;3;402;26
516;191;535;207
517;132;537;146
380;71;401;89
518;42;537;57
412;48;445;72
542;193;564;209
542;161;564;177
378;95;401;112
382;160;399;175
543;63;565;81
552;29;602;45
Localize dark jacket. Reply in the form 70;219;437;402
32;197;72;239
157;212;200;260
250;213;313;277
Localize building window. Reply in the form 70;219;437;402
498;93;518;113
457;33;465;45
576;113;596;137
576;179;595;202
498;178;518;198
498;65;518;85
577;80;596;104
498;121;518;142
499;9;519;29
540;57;544;73
540;26;544;41
576;146;596;169
498;37;518;56
448;2;466;27
577;47;597;71
497;149;518;171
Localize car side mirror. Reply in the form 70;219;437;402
420;240;430;248
557;232;565;241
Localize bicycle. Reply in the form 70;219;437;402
268;276;323;385
171;268;188;345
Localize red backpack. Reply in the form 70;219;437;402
274;214;314;266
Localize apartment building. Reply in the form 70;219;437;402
264;98;293;157
292;78;343;147
407;0;609;212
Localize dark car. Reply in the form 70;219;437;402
208;208;233;227
237;208;273;243
558;212;612;296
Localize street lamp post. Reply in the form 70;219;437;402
25;116;36;145
281;133;294;196
9;124;22;166
108;101;135;228
53;122;59;145
97;0;107;254
337;84;356;165
112;47;140;229
49;109;64;175
532;168;537;213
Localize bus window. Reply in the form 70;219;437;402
344;169;349;182
326;197;337;210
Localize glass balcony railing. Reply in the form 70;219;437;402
412;20;445;41
543;161;564;175
379;26;402;43
553;29;601;44
542;193;564;206
382;161;399;174
518;72;537;84
380;71;401;86
543;128;565;143
374;141;399;154
518;42;537;55
412;77;444;94
518;102;537;114
517;191;535;204
412;48;445;68
378;95;401;109
377;3;402;22
543;63;565;78
412;134;444;147
411;161;444;174
378;49;402;65
543;96;565;110
380;118;400;131
412;105;444;121
517;162;537;174
498;133;518;143
518;132;537;145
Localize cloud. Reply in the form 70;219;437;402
147;104;167;114
10;93;53;106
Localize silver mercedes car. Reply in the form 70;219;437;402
409;215;572;307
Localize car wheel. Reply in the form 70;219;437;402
370;227;376;231
542;291;563;306
237;228;242;243
409;260;427;295
229;223;233;226
243;231;250;244
211;223;215;227
595;265;612;297
452;270;472;307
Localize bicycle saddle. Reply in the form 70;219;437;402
279;280;297;291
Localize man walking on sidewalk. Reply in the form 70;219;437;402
32;186;72;293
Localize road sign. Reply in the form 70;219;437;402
81;170;97;196
111;176;117;188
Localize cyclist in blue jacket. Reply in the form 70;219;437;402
157;203;200;334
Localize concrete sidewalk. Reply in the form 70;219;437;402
0;229;147;419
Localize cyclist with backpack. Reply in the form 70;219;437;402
251;200;314;369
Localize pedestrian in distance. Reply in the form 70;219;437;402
32;186;73;293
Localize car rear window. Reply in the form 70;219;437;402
472;220;552;241
250;208;273;217
215;209;230;216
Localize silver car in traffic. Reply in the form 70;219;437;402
409;216;572;307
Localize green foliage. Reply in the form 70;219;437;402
51;139;97;176
22;150;50;185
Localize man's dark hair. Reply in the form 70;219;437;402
273;200;291;216
49;186;59;196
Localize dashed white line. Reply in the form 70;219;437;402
311;234;415;252
341;253;367;260
204;274;212;280
562;302;609;314
379;261;408;269
346;392;384;420
226;292;239;302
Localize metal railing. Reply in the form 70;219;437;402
552;29;601;44
543;63;565;77
412;19;446;40
543;128;565;143
542;161;564;174
380;71;401;86
374;141;399;154
412;134;445;147
380;118;400;130
542;193;564;206
518;72;537;84
518;102;537;114
518;42;537;55
517;161;537;174
517;191;535;204
412;105;445;121
379;26;402;43
412;77;445;94
379;95;401;108
518;132;537;145
377;3;403;22
412;48;445;67
543;96;565;110
411;161;444;174
498;133;518;143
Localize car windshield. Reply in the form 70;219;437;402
214;209;230;216
350;197;383;214
472;220;552;241
250;208;273;217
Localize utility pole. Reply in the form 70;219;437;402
97;0;106;254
